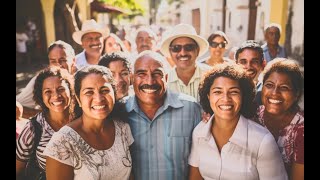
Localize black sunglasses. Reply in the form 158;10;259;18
169;44;198;53
209;42;227;48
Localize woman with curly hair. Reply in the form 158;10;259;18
44;65;134;180
188;63;287;180
255;58;304;180
16;67;74;180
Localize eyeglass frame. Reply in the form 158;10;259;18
209;41;227;48
169;44;198;53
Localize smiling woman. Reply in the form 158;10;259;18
43;65;134;180
255;58;304;180
188;63;288;180
16;67;73;180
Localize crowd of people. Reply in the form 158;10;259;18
16;18;303;180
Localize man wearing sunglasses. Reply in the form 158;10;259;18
160;23;210;101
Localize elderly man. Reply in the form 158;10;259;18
126;50;201;180
160;23;210;101
72;19;109;69
16;40;76;118
135;27;157;54
262;23;287;63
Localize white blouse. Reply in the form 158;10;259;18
188;115;288;180
44;120;134;180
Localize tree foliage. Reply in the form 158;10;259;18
98;0;145;16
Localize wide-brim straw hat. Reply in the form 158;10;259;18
160;23;208;58
72;19;109;45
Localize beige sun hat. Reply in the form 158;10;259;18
72;19;109;45
160;23;209;57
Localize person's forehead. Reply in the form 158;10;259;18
82;32;102;38
267;26;280;32
137;31;154;38
135;56;162;69
171;37;195;44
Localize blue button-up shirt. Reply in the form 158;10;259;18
262;43;287;63
125;90;201;180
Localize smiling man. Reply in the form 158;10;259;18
125;50;201;180
72;19;109;69
160;23;210;101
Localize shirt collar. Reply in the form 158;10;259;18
193;114;249;149
125;89;184;113
167;65;202;83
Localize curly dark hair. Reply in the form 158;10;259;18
262;58;304;108
73;65;128;121
98;52;131;72
33;67;73;117
198;63;256;118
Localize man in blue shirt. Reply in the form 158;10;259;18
126;50;201;180
262;23;287;63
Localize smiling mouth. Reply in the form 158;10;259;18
268;98;283;104
92;105;105;110
218;105;233;110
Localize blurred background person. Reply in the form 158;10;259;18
102;33;128;55
262;23;287;63
198;31;233;68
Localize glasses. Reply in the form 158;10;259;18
209;42;227;48
169;44;198;53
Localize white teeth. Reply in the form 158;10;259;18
52;101;62;106
91;45;101;49
142;89;156;94
92;105;105;110
246;70;254;75
219;105;232;110
269;99;282;104
179;57;189;61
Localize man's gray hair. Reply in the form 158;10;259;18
134;50;170;73
264;23;282;34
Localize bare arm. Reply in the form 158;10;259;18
46;157;74;180
291;163;304;180
189;165;203;180
16;160;27;180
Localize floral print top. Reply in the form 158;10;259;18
255;105;304;172
44;120;134;180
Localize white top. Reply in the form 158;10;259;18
16;32;29;53
188;115;288;180
16;76;38;109
44;120;134;180
75;51;90;70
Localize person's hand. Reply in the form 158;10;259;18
201;112;211;123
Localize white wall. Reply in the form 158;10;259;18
291;0;304;55
254;0;271;44
225;0;249;47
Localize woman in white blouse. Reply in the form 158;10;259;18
188;63;287;180
44;65;134;180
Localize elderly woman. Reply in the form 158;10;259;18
16;67;73;180
188;63;288;180
102;33;128;55
44;65;134;180
199;31;233;68
255;58;304;180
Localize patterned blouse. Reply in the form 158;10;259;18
43;120;134;180
16;112;56;171
255;105;304;172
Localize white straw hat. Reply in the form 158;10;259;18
72;19;109;45
160;23;208;57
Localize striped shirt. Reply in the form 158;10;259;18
16;112;56;171
167;65;210;102
189;115;288;180
126;90;201;180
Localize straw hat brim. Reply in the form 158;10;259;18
160;34;209;58
72;29;109;45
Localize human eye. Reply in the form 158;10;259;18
101;88;110;94
230;90;240;95
58;87;66;93
212;90;222;94
84;90;94;96
280;85;291;91
43;90;51;95
121;71;129;77
264;82;274;89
